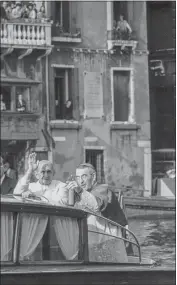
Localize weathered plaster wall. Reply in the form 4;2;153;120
49;50;150;192
48;1;151;193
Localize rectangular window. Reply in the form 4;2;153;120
113;70;131;122
0;86;12;111
1;85;31;112
55;1;70;32
85;149;105;184
55;68;73;120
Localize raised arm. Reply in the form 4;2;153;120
14;153;39;195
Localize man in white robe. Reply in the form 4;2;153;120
14;153;68;205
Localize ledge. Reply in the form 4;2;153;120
50;120;81;130
1;111;40;119
1;77;42;84
107;40;137;51
110;122;140;131
52;37;82;43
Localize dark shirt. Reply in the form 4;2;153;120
1;175;16;195
90;184;128;226
64;105;73;120
0;6;8;20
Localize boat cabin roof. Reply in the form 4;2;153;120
1;195;87;218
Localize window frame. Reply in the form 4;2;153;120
52;64;75;121
54;1;71;32
1;84;32;113
110;67;135;123
84;146;106;184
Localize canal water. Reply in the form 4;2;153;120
129;218;176;266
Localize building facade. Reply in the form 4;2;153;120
1;1;52;177
47;1;151;196
2;1;174;196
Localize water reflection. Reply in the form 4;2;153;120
129;218;176;266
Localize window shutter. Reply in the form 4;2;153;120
71;67;80;121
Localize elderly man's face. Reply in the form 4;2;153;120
76;167;95;192
37;164;54;185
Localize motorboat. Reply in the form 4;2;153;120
1;194;175;285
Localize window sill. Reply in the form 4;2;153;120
110;122;140;131
52;36;82;43
50;120;81;130
1;111;40;119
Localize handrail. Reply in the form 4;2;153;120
85;210;141;263
0;20;52;27
88;229;140;249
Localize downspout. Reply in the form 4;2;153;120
46;54;53;162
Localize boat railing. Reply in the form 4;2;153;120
85;209;141;263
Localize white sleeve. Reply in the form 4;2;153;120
13;174;31;195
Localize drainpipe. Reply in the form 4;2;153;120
45;55;53;163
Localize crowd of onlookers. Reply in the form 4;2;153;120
0;1;49;22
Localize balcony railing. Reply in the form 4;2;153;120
1;20;52;47
107;29;137;51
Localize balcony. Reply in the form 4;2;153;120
107;30;137;52
1;19;52;48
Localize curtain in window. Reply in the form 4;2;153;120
53;217;79;260
1;212;14;261
20;214;48;260
88;214;128;263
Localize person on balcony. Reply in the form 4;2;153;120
8;2;16;19
116;14;132;40
21;4;29;19
16;93;26;112
64;100;74;120
27;2;37;20
11;1;22;19
0;94;6;111
14;153;69;205
37;5;46;21
1;2;9;20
